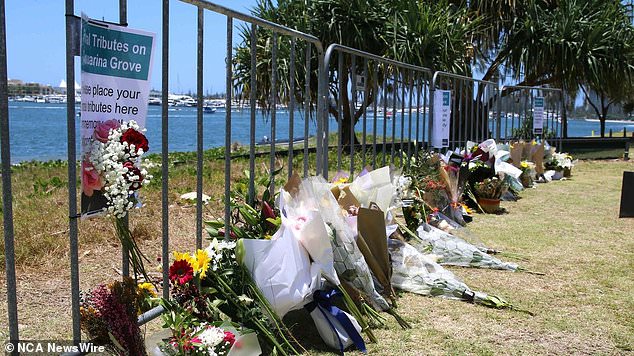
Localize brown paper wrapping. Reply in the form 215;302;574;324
357;204;394;297
532;144;545;174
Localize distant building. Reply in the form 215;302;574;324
8;79;55;96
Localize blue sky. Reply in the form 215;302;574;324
7;0;259;94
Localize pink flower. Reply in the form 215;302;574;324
82;160;102;197
92;119;121;143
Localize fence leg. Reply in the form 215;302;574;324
1;0;20;347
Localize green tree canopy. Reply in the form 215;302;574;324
233;0;634;139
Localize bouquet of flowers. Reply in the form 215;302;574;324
519;161;536;188
544;151;574;179
415;224;519;271
83;119;152;216
389;238;531;313
80;277;147;355
82;119;153;280
438;160;470;225
544;152;573;171
158;319;260;356
164;242;297;356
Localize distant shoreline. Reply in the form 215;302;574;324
581;118;634;124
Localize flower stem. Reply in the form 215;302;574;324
114;217;150;283
338;285;377;343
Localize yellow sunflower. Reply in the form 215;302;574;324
173;251;194;265
137;282;157;298
192;249;211;278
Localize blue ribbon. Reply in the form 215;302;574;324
305;289;367;354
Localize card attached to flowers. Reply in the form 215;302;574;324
79;15;156;217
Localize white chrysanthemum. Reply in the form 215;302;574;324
196;325;226;348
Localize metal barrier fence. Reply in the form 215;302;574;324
178;0;326;252
0;0;565;347
430;71;500;150
320;44;434;179
2;0;325;348
1;0;18;346
499;85;563;150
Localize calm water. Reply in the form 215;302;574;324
5;101;634;163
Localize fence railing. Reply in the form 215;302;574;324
178;0;326;255
499;85;563;151
320;44;434;179
430;71;500;151
0;0;566;348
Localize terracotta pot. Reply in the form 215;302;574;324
477;197;500;214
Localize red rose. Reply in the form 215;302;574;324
223;331;236;346
123;161;144;190
120;128;149;153
168;259;194;285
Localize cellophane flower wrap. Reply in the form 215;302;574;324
82;119;153;281
84;119;153;217
388;238;527;312
415;224;518;271
438;160;470;225
80;277;147;355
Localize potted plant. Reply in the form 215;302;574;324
473;176;508;213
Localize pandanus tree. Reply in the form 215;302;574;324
233;0;634;143
233;0;475;147
477;0;634;137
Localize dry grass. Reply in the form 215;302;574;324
1;156;633;355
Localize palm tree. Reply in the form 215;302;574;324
496;0;634;137
233;0;476;147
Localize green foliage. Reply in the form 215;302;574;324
473;177;508;199
500;0;634;95
510;116;556;140
29;176;65;197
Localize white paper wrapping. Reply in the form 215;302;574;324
309;306;362;352
241;217;321;317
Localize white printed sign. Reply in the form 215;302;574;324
432;90;451;148
533;96;544;135
80;15;156;215
80;16;155;151
355;75;366;91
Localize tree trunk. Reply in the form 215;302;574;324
338;83;361;150
600;117;606;137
